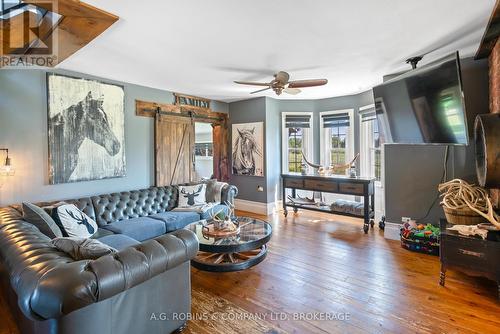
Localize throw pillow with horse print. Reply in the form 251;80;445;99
47;73;125;184
51;204;98;238
232;122;264;176
178;184;207;207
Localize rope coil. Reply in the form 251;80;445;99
438;179;499;229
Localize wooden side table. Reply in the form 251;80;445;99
439;219;500;299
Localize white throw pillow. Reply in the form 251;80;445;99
52;204;98;238
178;184;207;207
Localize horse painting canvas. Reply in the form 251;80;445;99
232;122;264;176
47;74;125;184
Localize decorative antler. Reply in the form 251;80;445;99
301;151;360;173
332;153;359;170
224;201;235;219
301;150;322;169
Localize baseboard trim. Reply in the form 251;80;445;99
384;222;401;240
234;199;277;215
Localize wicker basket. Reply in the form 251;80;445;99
442;206;485;225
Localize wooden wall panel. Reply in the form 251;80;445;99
213;123;230;182
155;114;194;186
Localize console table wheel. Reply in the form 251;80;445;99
284;209;288;217
370;219;375;228
378;216;386;230
293;207;298;213
363;223;369;234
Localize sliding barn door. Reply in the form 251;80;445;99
155;114;195;186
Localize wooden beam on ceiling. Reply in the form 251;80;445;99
475;0;500;59
0;0;118;66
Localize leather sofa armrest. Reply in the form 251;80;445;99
221;184;238;206
29;229;199;320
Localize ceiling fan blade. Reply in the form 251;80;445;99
288;79;328;88
284;87;301;95
250;87;271;94
234;81;270;86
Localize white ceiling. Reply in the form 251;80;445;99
58;0;496;102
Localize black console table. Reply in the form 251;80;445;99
281;173;375;233
439;219;500;299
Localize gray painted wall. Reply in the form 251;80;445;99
383;57;489;223
0;69;228;206
229;92;375;204
264;97;281;204
228;97;268;203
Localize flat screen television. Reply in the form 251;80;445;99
372;52;468;145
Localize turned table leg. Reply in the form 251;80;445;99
439;265;446;286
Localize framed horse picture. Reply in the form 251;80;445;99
232;122;264;176
47;73;126;184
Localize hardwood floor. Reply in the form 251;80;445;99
1;210;499;334
188;210;500;334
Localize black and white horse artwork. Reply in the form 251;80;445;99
232;123;263;176
47;74;125;184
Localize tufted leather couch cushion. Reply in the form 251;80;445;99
91;187;177;226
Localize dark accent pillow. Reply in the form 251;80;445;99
22;202;63;239
52;204;98;238
51;237;117;260
42;201;68;216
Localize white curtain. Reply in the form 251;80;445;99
360;120;374;177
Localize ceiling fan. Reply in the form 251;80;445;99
234;71;328;96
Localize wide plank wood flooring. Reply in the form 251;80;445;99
1;210;499;334
187;210;500;334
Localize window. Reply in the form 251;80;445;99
282;113;313;173
360;104;381;181
320;110;354;172
195;143;213;157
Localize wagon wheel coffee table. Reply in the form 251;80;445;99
186;216;272;272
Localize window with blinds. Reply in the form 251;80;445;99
320;111;352;167
321;113;350;128
282;113;313;173
284;115;311;128
359;105;381;181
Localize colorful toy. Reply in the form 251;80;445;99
400;223;440;256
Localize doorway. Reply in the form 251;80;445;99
194;122;214;179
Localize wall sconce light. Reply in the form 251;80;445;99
0;148;15;176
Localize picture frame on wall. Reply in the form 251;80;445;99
47;73;126;184
232;122;264;176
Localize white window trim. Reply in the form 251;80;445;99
319;109;355;166
359;104;383;187
281;112;314;173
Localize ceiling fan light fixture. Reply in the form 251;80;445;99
234;71;328;96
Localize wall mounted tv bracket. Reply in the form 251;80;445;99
405;56;423;69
